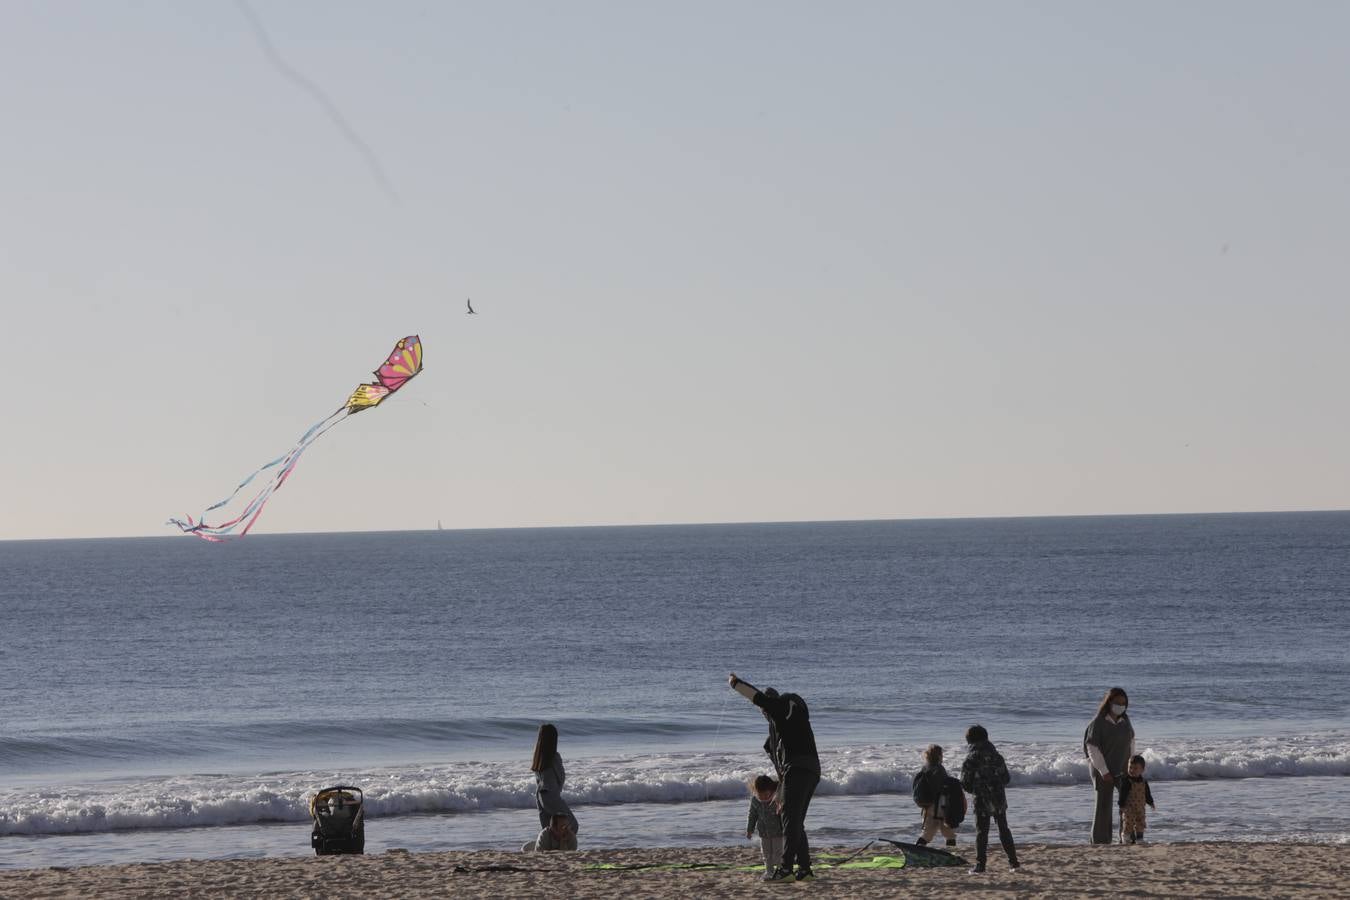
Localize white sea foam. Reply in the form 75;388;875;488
3;733;1346;837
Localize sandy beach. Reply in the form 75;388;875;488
3;842;1346;899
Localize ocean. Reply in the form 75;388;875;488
2;513;1348;868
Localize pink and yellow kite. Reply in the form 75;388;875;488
169;335;423;541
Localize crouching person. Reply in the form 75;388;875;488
525;813;578;852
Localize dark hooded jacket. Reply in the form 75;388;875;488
753;690;821;777
960;740;1011;816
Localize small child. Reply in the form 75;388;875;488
745;774;785;877
1118;754;1156;844
911;744;957;848
960;724;1020;875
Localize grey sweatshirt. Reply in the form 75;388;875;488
535;753;578;831
746;796;784;837
1085;714;1135;777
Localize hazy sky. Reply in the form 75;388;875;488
2;1;1348;540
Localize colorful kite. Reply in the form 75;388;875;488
168;335;423;541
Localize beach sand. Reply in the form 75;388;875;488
2;842;1346;898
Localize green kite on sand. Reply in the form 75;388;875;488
585;840;966;873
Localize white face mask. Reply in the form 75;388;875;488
1110;703;1127;716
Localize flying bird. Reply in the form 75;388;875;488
466;298;477;315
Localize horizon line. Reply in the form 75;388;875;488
4;506;1350;543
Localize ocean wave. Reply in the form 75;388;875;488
0;716;711;768
2;733;1346;836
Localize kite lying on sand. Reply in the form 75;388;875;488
168;335;423;541
583;841;966;873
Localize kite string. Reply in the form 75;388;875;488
834;839;877;867
235;0;400;205
704;687;732;804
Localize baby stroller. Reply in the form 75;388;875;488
310;785;365;855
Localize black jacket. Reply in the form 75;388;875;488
911;762;947;806
960;740;1011;816
753;691;821;776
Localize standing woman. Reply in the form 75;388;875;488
1083;687;1135;844
531;723;579;837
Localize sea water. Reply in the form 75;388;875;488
2;513;1348;868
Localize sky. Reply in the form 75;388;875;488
2;1;1348;540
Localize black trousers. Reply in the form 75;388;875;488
975;810;1018;867
1091;771;1116;844
779;768;820;871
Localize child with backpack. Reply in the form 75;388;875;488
911;744;960;847
1117;754;1156;844
960;724;1021;875
745;774;785;876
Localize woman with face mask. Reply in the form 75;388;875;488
1083;687;1135;843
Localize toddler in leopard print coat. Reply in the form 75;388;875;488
1117;754;1156;843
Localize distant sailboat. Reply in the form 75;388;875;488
437;519;443;531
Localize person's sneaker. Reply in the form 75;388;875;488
968;864;986;875
1009;862;1022;872
763;867;794;882
794;868;815;882
945;839;957;848
914;837;928;846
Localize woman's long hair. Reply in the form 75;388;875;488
531;723;559;772
1094;687;1129;721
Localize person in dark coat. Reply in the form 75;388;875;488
729;673;821;883
960;724;1020;874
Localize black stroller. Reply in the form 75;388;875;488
310;785;365;855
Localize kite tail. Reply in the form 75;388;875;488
236;411;349;537
167;408;350;540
